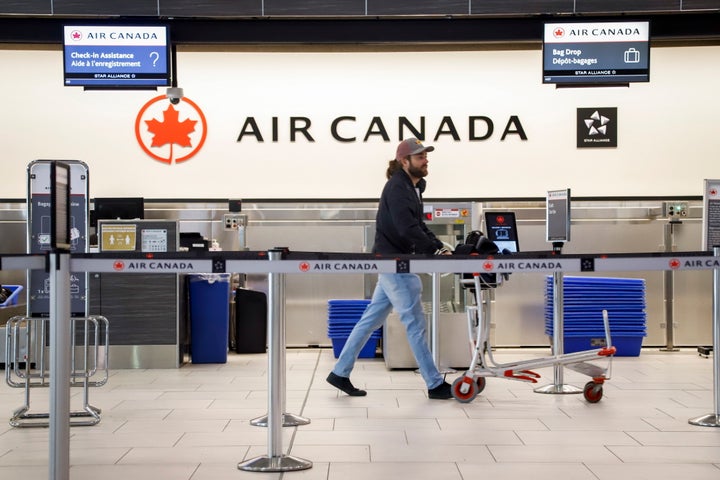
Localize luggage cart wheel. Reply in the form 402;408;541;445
475;376;486;394
451;376;482;403
583;381;603;403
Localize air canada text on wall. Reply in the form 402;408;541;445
237;115;528;142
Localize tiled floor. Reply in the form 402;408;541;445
1;347;720;480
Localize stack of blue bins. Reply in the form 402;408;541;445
545;276;647;356
327;299;380;358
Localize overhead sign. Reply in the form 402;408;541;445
543;21;650;85
63;25;171;87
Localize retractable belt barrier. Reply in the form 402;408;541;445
64;249;720;274
2;249;720;476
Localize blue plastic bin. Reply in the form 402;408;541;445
0;285;23;307
329;335;379;359
189;274;231;363
560;334;644;357
545;276;646;357
326;299;380;359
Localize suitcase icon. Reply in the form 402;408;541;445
624;48;640;63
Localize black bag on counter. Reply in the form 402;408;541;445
454;231;501;289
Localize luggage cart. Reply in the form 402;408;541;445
5;315;109;427
450;273;615;404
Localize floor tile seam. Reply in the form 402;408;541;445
285;348;322;458
519;430;643;446
579;461;601;478
112;446;133;465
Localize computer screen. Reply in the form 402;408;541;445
92;197;144;227
484;211;520;253
180;232;208;251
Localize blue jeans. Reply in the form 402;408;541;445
332;273;443;389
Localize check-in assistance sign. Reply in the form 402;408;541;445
63;25;170;87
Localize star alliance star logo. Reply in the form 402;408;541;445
584;110;610;136
577;107;617;148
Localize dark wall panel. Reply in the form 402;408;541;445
266;0;365;16
682;0;720;9
471;0;574;15
160;0;262;17
0;11;718;44
0;0;713;18
575;0;681;13
367;0;468;16
0;0;50;14
53;0;158;16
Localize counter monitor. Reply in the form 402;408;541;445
92;197;144;227
484;211;520;253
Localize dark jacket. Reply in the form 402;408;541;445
372;169;443;255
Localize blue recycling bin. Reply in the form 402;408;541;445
188;274;231;363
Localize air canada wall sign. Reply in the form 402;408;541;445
135;95;208;165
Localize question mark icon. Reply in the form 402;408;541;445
149;51;159;67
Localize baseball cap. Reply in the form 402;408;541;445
395;138;434;161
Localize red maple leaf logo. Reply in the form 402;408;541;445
135;95;207;165
145;105;197;164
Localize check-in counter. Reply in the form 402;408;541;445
88;219;189;368
383;311;471;370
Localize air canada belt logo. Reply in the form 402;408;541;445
577;107;617;148
135;95;208;164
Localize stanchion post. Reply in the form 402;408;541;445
250;250;310;428
429;272;454;375
431;272;439;365
535;244;582;395
238;249;312;472
661;222;680;351
689;246;720;427
49;252;72;480
553;270;565;384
